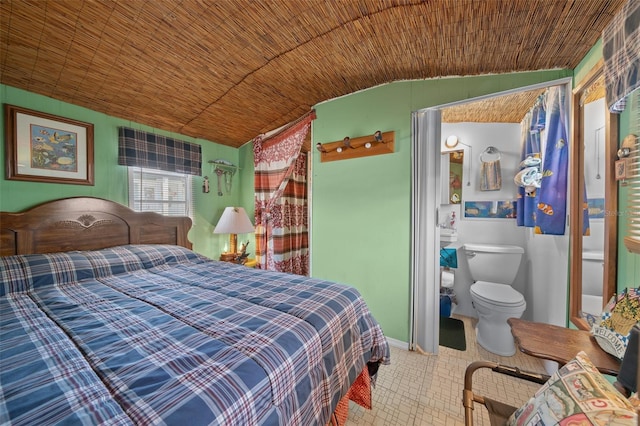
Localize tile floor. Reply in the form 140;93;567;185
346;315;549;425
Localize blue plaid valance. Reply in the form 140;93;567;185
118;127;202;176
603;0;640;113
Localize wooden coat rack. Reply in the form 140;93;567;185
318;130;395;162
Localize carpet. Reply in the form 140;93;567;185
439;316;466;351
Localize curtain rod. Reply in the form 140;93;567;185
255;109;316;144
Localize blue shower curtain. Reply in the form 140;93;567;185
516;102;543;228
517;86;588;235
535;86;590;235
534;86;567;234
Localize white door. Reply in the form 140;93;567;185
410;109;442;354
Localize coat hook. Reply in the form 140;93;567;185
374;130;383;143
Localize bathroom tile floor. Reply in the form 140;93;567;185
346;315;550;425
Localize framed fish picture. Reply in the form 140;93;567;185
464;200;517;219
5;104;94;185
586;198;605;219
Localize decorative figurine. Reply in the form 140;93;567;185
236;241;250;264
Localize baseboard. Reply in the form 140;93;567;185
385;336;409;350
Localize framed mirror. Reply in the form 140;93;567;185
569;59;618;330
440;150;464;204
448;150;464;204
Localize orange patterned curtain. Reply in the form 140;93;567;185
253;112;314;274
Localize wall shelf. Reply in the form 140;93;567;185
319;131;395;162
208;159;238;174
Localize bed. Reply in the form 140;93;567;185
0;197;390;425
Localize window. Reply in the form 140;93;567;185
624;89;640;254
128;167;194;220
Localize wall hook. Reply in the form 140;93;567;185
480;146;501;162
318;131;395;162
203;176;210;193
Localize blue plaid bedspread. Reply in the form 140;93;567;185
0;245;389;425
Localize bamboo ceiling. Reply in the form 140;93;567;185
442;89;547;123
442;72;606;124
0;0;624;148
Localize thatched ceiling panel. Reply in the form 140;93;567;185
442;89;547;124
0;0;625;148
583;74;606;105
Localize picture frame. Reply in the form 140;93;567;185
463;200;517;219
614;159;628;181
586;197;605;219
5;104;94;185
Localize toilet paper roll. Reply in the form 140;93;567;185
441;270;455;288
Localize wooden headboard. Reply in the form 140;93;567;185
0;197;192;256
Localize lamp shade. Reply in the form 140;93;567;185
213;207;254;234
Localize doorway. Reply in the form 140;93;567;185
410;78;573;354
569;61;618;330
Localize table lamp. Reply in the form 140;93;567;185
213;207;254;261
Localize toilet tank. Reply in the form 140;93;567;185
463;243;524;284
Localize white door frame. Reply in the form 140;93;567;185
409;77;573;354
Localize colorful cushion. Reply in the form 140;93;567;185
507;351;637;425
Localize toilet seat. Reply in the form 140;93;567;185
470;281;525;307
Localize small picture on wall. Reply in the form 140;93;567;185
615;159;628;181
586;198;605;219
464;200;516;219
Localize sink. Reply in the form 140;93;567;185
440;228;458;244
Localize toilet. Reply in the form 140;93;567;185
464;243;526;356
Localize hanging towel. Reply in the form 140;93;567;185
480;159;502;191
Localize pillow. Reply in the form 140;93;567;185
125;244;205;269
591;288;640;359
630;393;640;410
83;246;145;278
0;252;96;295
507;351;637;425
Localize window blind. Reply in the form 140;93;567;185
118;127;201;176
625;89;640;253
128;167;194;220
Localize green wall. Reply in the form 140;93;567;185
573;39;602;86
238;142;256;218
5;58;633;344
0;85;250;259
311;69;573;342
